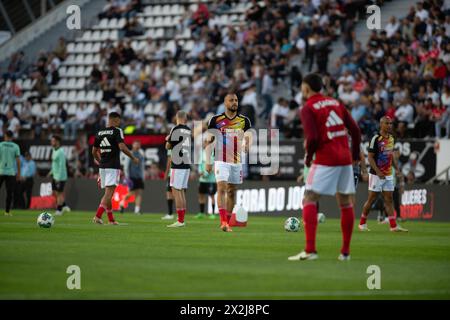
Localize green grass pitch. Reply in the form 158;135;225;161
1;210;450;299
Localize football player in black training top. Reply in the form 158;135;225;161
92;112;139;225
166;110;192;228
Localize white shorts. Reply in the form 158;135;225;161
99;168;120;189
368;173;395;192
214;161;242;184
305;164;355;196
170;168;190;190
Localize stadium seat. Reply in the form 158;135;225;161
67;78;77;89
67;103;77;115
91;30;101;41
22;79;32;90
67;42;75;53
107;18;118;29
118;18;126;28
49;103;58;115
145;17;154;28
95;91;103;101
162;5;170;15
154;16;163;28
86;90;96;102
97;18;108;29
67;90;77;102
76;90;86;102
81;30;92;41
46;91;59;103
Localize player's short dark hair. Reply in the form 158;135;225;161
5;130;13;138
302;73;323;92
109;112;121;119
52;135;62;143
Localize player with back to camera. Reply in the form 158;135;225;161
358;116;408;232
288;73;361;261
205;93;252;232
166;111;192;228
0;130;21;216
92;112;139;225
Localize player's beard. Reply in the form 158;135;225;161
227;104;238;113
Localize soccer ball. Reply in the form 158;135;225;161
318;212;326;223
37;212;54;228
284;217;300;232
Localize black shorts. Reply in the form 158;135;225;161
52;180;66;192
166;179;172;192
198;182;217;196
0;175;16;192
130;178;145;191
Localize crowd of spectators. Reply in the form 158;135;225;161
326;0;450;140
1;0;450;179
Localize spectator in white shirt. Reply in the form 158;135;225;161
395;98;415;138
338;84;360;105
426;83;440;104
6;110;20;138
270;98;289;129
385;16;400;38
415;2;429;21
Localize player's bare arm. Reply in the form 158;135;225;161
119;142;139;164
204;132;215;174
164;155;171;180
368;152;385;179
360;150;368;182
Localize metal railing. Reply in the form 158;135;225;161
426;165;450;185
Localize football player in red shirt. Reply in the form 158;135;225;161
288;73;361;261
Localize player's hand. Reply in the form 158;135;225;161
94;159;100;166
296;175;304;184
132;157;139;164
205;163;212;174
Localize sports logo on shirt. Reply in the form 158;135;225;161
100;137;111;148
325;111;344;127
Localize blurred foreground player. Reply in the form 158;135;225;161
0;130;21;216
359;117;408;232
288;73;361;261
205;93;252;232
92;112;139;225
166;111;192;228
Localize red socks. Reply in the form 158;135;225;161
389;216;397;228
107;209;114;222
177;208;185;223
340;204;355;255
219;208;228;224
303;202;318;253
359;214;367;225
96;205;106;219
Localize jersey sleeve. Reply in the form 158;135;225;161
15;144;20;157
116;128;124;144
243;116;252;132
94;134;101;148
207;116;217;129
368;134;379;153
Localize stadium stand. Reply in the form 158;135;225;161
1;0;450;178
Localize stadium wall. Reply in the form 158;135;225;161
2;179;449;222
